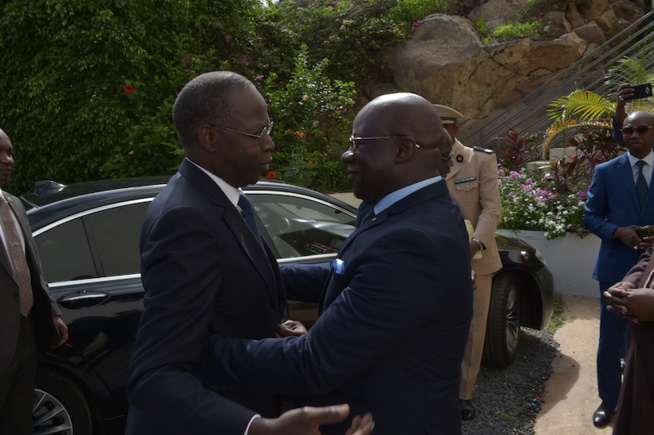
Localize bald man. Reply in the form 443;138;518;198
204;93;473;434
584;111;654;427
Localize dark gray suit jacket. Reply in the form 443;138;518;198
0;191;60;374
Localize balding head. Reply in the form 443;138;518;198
623;111;654;159
172;71;257;151
341;93;452;203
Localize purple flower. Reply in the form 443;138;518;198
526;178;533;183
498;168;505;175
330;1;339;4
255;75;264;80
225;35;232;43
509;172;520;179
241;57;250;66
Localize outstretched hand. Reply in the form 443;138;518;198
276;319;308;337
248;404;374;435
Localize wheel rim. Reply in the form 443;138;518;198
33;388;74;435
505;283;520;356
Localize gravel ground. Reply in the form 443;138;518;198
462;328;559;435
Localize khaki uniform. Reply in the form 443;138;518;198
445;139;502;399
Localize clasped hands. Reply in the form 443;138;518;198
605;282;654;324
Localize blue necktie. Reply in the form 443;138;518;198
238;193;264;249
635;160;649;206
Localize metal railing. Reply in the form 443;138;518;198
461;9;654;150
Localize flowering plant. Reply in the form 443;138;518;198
498;168;589;239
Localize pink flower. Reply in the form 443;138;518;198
225;35;232;43
241;57;250;66
255;75;264;80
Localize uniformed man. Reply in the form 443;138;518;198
433;104;502;421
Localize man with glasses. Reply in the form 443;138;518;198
203;92;473;434
433;104;502;421
584;110;654;427
126;71;374;435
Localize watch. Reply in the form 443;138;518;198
471;237;485;251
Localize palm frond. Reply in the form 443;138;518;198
547;90;614;122
541;119;612;155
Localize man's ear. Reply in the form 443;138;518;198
198;124;218;153
394;137;416;163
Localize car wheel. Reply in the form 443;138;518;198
33;368;92;435
482;273;520;367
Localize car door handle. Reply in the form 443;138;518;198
57;290;111;309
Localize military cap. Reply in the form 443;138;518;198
433;104;464;125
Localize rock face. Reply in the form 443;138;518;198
383;0;645;134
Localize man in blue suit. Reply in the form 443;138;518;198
583;110;654;427
204;92;473;434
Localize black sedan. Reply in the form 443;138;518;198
24;177;553;434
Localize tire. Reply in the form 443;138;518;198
33;368;92;435
482;273;521;367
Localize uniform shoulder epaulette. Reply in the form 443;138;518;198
473;146;495;154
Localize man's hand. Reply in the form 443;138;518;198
52;316;69;348
605;286;654;324
276;319;308;337
613;225;652;250
248;404;374;435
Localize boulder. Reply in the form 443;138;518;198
381;0;645;130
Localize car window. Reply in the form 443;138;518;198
34;200;150;282
85;202;150;277
249;192;356;258
35;217;97;282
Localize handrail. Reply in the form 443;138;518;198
461;9;654;149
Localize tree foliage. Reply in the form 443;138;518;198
0;0;432;194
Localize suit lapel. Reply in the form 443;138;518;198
324;181;448;309
179;160;277;299
616;156;640;211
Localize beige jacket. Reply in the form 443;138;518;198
446;140;502;276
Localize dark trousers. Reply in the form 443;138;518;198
597;281;630;408
0;315;36;434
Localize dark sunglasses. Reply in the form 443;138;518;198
622;125;654;136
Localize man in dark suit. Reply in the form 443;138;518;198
583;110;654;427
205;92;473;434
126;72;374;435
0;128;68;433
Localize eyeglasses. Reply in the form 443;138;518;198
348;135;405;151
622;125;654;136
210;121;274;143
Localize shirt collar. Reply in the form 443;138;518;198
627;150;654;167
186;158;241;207
373;176;442;216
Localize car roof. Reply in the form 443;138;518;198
22;176;358;229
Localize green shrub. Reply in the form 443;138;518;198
492;20;541;41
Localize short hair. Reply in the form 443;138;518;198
172;71;255;148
